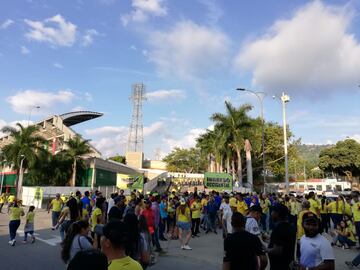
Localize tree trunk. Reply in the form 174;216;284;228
245;139;253;192
236;147;243;187
226;157;230;174
71;159;77;187
16;168;25;199
220;159;223;173
231;159;236;185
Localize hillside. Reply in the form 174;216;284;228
296;144;332;167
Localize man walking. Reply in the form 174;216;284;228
48;193;63;230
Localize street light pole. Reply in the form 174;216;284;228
280;92;290;194
236;88;267;192
0;160;6;194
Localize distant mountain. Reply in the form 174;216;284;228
296;144;333;166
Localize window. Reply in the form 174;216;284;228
299;185;304;189
316;185;322;191
326;185;332;191
335;185;342;192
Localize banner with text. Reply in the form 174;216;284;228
204;172;232;191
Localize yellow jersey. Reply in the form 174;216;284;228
352;202;360;222
309;198;320;216
0;196;5;204
9;207;24;221
91;208;102;231
177;207;190;223
297;210;311;240
108;256;142;270
260;199;271;214
191;202;201;219
327;201;345;214
8;195;15;203
229;197;237;208
26;212;35;223
237;201;248;215
51;199;63;212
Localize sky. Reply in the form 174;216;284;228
1;0;360;159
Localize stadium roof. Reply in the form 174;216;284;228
60;111;103;127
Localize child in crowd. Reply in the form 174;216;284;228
23;206;36;244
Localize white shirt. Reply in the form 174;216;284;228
107;198;114;214
220;203;233;234
245;216;260;236
300;234;334;268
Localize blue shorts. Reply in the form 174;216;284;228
177;221;191;231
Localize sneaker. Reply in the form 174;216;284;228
183;245;192;250
181;245;185;250
8;240;12;245
159;237;168;241
51;227;55;231
214;230;217;234
11;240;16;246
31;237;35;244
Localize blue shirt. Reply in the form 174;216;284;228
159;202;168;219
81;197;91;210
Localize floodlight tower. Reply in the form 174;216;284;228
127;83;147;153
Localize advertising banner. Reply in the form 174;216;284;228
204;172;232;191
116;174;143;191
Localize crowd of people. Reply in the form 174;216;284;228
5;187;360;269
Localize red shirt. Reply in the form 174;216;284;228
141;208;155;234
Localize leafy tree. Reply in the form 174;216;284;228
319;139;360;181
62;135;93;186
1;123;46;197
163;147;207;173
108;155;126;164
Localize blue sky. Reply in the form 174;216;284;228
1;0;360;159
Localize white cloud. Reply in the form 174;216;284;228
7;90;75;115
53;62;63;69
130;45;137;50
21;46;30;54
146;89;186;101
121;0;167;26
85;126;128;137
0;19;14;29
235;1;360;96
0;119;34;137
142;49;148;56
81;29;99;46
163;128;206;150
147;20;229;80
72;105;86;111
143;121;165;137
199;0;223;25
84;92;93;101
24;14;77;47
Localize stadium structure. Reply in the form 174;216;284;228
0;111;142;193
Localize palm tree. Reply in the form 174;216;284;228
210;102;253;186
63;135;93;186
1;123;46;198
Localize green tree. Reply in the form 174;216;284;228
319;139;360;182
63;135;93;186
210;102;253;185
108;155;126;164
163;147;207;173
1;123;46;197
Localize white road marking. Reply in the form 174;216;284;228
16;230;62;246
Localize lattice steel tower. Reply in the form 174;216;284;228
127;83;147;152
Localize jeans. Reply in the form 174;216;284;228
355;222;360;246
9;220;20;241
52;211;60;227
159;217;167;239
24;231;34;241
330;214;343;228
321;214;330;233
191;218;200;235
338;235;356;246
152;227;161;250
207;213;216;231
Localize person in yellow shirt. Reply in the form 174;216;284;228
327;196;345;228
190;195;201;237
297;200;311;240
236;194;248;216
308;191;320;216
352;194;360;247
0;193;5;213
7;194;15;204
319;196;330;234
48;193;63;230
23;205;35;244
8;199;25;246
260;194;271;232
101;220;142;270
336;220;356;249
176;198;192;250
